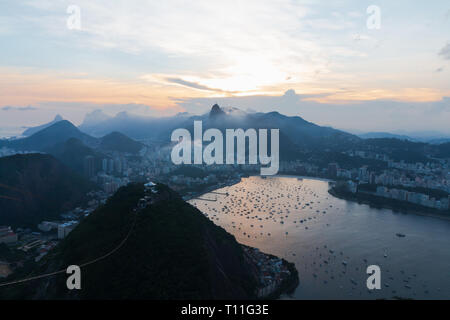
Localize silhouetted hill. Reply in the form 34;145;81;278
5;121;98;151
209;103;226;119
12;183;265;299
99;132;143;154
22;115;64;137
435;142;450;158
79;111;190;140
0;154;93;227
359;132;415;141
165;104;358;161
71;105;450;163
47;138;104;175
360;138;432;163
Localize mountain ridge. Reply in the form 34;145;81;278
5;183;297;299
0;153;93;227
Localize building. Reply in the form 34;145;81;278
327;163;339;178
83;155;96;178
0;226;18;244
102;158;108;172
57;221;79;239
38;221;60;232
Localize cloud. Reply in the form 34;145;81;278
1;106;37;111
16;0;357;94
164;77;232;94
176;90;450;134
435;67;444;73
439;43;450;60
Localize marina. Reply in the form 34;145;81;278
189;175;450;300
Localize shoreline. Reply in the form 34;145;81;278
192;174;450;222
188;176;300;299
183;176;244;201
329;188;450;222
190;174;331;200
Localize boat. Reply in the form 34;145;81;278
396;233;406;238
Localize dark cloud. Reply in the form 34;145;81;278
1;106;37;111
438;43;450;60
165;77;235;94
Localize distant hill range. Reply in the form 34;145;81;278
6;183;283;299
2;120;97;151
2;119;144;155
359;132;450;145
2;105;449;169
79;109;190;140
99;132;143;154
0;154;93;227
359;132;416;141
47;138;104;175
22;115;64;137
78;106;359;154
0;119;146;182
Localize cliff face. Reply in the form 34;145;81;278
15;183;258;299
0;154;93;227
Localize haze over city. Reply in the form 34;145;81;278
1;0;450;135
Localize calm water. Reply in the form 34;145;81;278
189;176;450;300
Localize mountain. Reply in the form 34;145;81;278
6;183;296;299
435;142;450;158
47;138;104;175
248;111;360;151
77;105;359;153
161;104;360;161
426;138;450;145
79;111;190;140
4;120;98;152
359;132;450;145
209;103;226;118
99;132;144;154
359;138;434;163
0;154;93;227
22;115;64;137
359;132;415;141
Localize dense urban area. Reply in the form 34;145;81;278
2;137;449;281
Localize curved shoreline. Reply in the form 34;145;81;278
329;188;450;222
189;176;300;300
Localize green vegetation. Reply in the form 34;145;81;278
13;183;260;299
99;132;143;154
0;154;94;227
47;138;104;175
362;138;433;163
5;120;96;151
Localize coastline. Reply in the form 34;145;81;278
188;174;330;201
192;173;450;222
183;176;244;201
188;175;300;299
329;188;450;222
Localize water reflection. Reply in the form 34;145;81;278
189;176;450;300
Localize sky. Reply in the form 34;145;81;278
0;0;449;135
